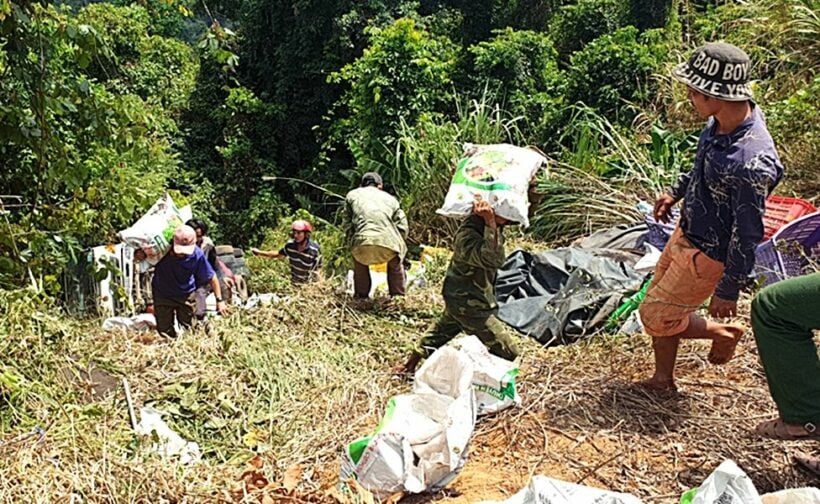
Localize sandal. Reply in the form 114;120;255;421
794;453;820;477
754;418;820;440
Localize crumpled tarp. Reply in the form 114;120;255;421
572;223;648;251
496;248;645;345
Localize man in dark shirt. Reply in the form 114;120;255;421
152;225;228;338
251;220;321;284
637;43;784;391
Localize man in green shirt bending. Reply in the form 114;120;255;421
345;172;409;298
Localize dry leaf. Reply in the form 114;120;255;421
282;463;303;491
384;492;405;504
248;454;264;470
261;495;275;504
134;332;158;344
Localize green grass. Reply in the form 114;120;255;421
0;275;449;501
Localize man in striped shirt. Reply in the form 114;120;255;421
251;220;321;284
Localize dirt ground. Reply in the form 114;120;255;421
312;331;820;503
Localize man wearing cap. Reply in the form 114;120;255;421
152;225;228;338
638;42;784;391
344;172;408;298
251;219;322;284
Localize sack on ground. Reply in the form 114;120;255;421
414;336;520;415
339;392;476;499
680;459;761;504
436;143;546;228
480;475;642;504
761;488;820;504
119;194;192;265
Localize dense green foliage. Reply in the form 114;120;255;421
567;26;667;121
0;1;192;292
330;18;459;168
1;0;818;293
468;28;566;142
549;0;628;60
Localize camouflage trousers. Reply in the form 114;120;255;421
418;307;520;361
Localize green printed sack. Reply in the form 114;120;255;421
414;336;520;416
339;392;475;499
436;143;547;228
118;194;192;265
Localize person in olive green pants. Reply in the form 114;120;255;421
394;198;520;375
751;271;820;440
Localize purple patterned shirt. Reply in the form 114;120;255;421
668;105;783;301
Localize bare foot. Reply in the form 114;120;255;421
707;324;745;364
795;453;820;476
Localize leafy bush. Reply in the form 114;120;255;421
0;2;186;292
212;86;287;246
112;0;196;39
77;3;198;115
567;26;667;123
75;3;151;76
549;0;629;60
628;0;676;30
329;17;458;168
467;28;567;145
766;74;820;194
127;35;198;112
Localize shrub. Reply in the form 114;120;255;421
549;0;629;61
766;74;820;195
75;3;151;75
0;3;186;292
567;26;667;123
329;17;458;168
628;0;676;30
468;28;567;145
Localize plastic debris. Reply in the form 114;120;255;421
679;460;761;504
135;407;201;464
479;475;642;504
102;313;157;332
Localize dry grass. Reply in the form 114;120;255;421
0;271;817;503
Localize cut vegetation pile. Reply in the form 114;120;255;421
0;275;817;502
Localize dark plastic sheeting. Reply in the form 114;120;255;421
496;247;646;346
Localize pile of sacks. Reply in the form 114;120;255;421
339;336;521;499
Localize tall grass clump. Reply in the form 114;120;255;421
382;92;528;245
0;289;72;430
693;0;820;91
531;106;697;243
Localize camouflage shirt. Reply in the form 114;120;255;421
442;215;506;313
